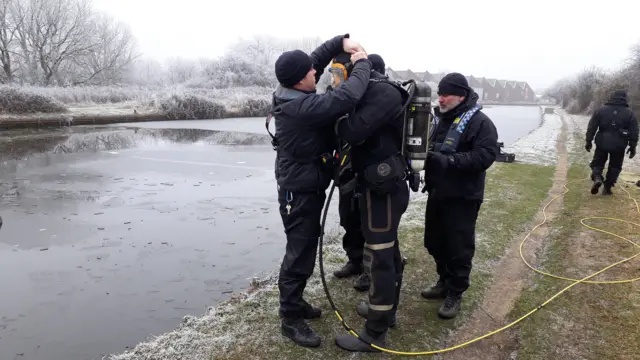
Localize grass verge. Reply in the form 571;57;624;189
509;161;640;358
109;162;555;360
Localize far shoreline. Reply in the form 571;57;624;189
0;102;545;130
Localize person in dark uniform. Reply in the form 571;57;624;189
270;34;372;348
421;73;498;319
333;53;387;293
585;90;638;195
329;52;410;352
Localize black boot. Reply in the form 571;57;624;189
421;279;447;299
355;301;397;327
353;272;370;292
333;261;363;278
335;327;386;352
591;175;603;194
602;182;613;195
302;302;322;319
281;318;321;348
438;293;462;319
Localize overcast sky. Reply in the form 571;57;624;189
92;0;640;90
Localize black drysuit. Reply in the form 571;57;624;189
336;72;410;335
271;34;373;320
422;91;498;296
338;190;365;265
586;93;638;187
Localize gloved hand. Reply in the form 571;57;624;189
627;147;636;159
427;151;450;171
585;142;592;152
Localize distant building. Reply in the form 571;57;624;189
385;67;537;103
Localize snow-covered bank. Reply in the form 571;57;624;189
0;85;272;122
503;106;563;166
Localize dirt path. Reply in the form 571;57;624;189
442;113;570;360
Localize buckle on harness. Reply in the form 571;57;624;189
265;112;279;150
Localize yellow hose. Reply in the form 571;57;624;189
336;176;640;355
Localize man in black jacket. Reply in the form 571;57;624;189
420;73;498;320
333;53;388;293
585;90;638;195
270;34;372;348
330;52;411;352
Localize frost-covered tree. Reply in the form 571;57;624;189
0;0;137;86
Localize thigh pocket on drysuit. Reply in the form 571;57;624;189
364;189;392;233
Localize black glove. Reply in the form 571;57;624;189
627;147;636;159
585;142;592;152
427;151;450;171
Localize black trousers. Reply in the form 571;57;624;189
338;191;365;265
590;147;625;186
277;187;326;320
424;198;481;295
360;181;410;335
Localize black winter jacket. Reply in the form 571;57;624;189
271;34;372;193
336;71;406;172
586;95;639;153
425;91;499;201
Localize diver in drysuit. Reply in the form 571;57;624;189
329;51;410;352
333;54;388;293
585;90;638;195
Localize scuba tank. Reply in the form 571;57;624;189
399;80;432;192
402;81;432;173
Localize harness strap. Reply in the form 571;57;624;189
434;103;482;154
265;112;278;150
369;78;413;120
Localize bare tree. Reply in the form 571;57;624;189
571;66;606;112
10;0;38;84
69;12;139;85
166;57;199;85
0;0;17;83
228;36;280;66
17;0;95;85
124;57;166;86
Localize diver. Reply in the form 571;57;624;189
585;90;638;195
333;53;388;293
330;51;410;352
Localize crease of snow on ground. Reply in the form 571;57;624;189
108;199;427;360
503;109;562;166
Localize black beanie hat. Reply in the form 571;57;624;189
611;90;628;101
368;54;385;74
438;72;471;97
275;49;313;88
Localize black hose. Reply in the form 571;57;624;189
317;181;376;345
318;181;339;313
